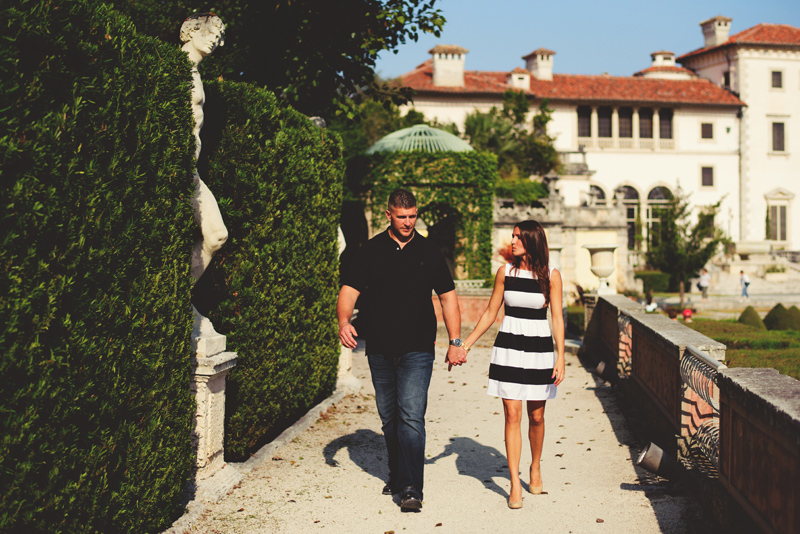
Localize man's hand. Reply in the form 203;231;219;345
339;323;358;349
445;345;467;371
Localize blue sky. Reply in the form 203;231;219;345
375;0;800;79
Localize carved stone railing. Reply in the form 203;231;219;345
583;294;800;533
681;345;726;467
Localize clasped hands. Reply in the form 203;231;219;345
340;322;468;372
445;345;468;371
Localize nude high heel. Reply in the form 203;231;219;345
530;467;543;494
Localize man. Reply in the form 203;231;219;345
337;188;466;512
180;13;229;339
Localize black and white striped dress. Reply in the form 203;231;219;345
487;264;556;401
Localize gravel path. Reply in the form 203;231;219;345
186;325;716;534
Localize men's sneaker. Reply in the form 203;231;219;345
400;486;422;512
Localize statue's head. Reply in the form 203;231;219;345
180;12;225;55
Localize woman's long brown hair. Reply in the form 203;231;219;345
511;220;551;306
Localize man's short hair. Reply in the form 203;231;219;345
180;12;225;44
388;188;416;210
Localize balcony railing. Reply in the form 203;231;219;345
597;138;614;149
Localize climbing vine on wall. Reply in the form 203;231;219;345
366;151;498;280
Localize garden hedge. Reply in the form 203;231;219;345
634;270;671;294
787;305;800;330
764;303;794;331
365;151;498;280
738;306;766;331
194;80;344;460
567;306;585;337
1;0;196;532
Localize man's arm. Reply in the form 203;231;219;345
337;285;361;349
439;289;466;369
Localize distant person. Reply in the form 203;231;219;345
462;220;566;509
698;268;711;301
740;270;751;302
337;188;466;512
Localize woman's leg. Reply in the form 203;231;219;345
527;400;547;492
502;399;523;502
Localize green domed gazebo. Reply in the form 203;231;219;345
366;124;474;154
363;124;498;280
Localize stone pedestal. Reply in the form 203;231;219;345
191;346;236;480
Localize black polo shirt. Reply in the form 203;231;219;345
343;229;455;356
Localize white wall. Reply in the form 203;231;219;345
688;46;800;249
737;48;800;247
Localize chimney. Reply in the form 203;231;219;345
507;67;530;90
429;45;468;87
523;48;555;81
650;50;676;67
700;16;732;48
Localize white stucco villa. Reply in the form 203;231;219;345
397;17;800;258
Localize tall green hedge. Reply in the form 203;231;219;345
634;270;671;294
194;80;344;460
1;1;197;532
366;152;498;280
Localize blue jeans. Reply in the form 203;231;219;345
367;351;434;498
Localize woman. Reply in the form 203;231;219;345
463;220;566;509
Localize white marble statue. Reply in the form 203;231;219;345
180;13;229;342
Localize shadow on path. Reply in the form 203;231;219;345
323;428;388;485
322;430;514;499
427;437;511;498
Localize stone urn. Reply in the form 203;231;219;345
583;244;618;295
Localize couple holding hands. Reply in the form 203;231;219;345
337;188;565;512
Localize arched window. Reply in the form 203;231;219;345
617;186;640;250
589;185;606;204
647;186;673;247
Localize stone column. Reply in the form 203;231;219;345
632;108;640;140
611;107;619;145
653;108;660;149
590;106;598;142
192;350;237;480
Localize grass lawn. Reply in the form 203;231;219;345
687;319;800;381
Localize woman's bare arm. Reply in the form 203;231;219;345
463;266;506;352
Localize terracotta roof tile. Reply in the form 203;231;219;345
399;63;744;107
679;23;800;61
511;67;530;74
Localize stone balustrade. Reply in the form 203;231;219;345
717;368;800;534
583;294;800;534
